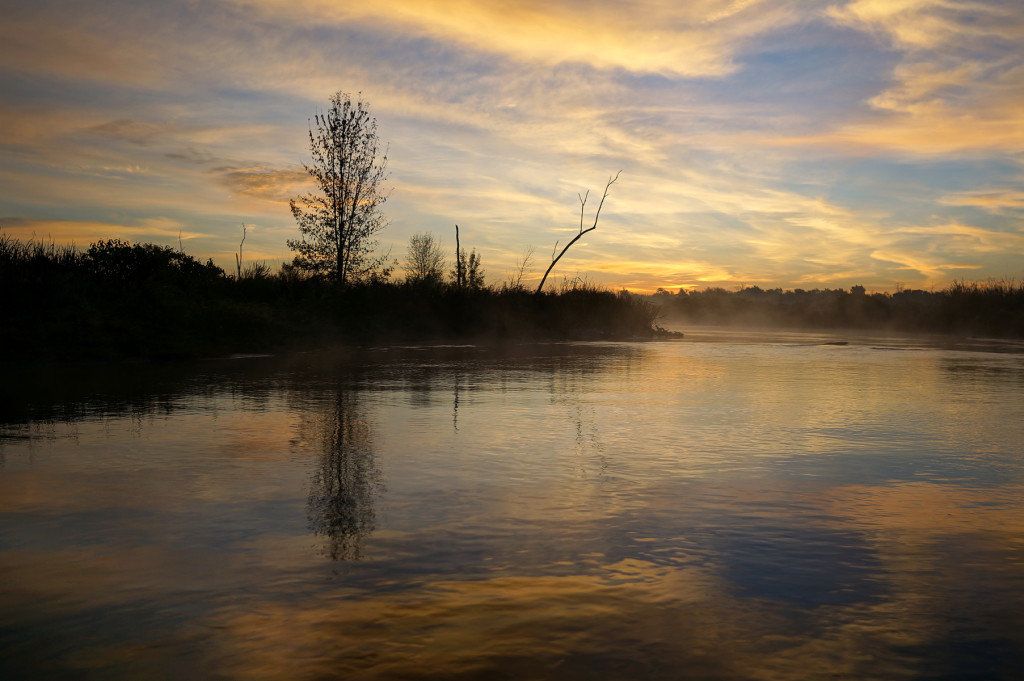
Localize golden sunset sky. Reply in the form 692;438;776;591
1;0;1022;292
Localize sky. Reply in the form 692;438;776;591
1;0;1022;293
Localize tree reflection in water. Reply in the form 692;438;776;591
304;389;382;561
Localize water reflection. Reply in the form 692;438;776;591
297;388;382;561
4;338;1024;679
452;370;462;432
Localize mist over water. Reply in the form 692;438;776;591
3;330;1024;680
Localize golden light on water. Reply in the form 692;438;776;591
4;342;1024;678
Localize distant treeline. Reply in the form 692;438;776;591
1;235;659;361
646;284;1024;338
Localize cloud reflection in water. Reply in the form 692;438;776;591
3;340;1024;679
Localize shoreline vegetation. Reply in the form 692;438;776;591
645;281;1024;339
3;235;1022;363
1;235;662;362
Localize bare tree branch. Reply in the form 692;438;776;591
535;171;621;295
234;223;246;279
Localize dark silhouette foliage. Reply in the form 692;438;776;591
83;239;224;289
452;246;484;291
1;233;661;362
288;92;390;287
451;224;484;292
652;282;1024;337
7;231;1022;363
404;232;445;286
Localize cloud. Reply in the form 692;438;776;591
214;165;310;204
85;119;170;147
763;57;1024;156
827;0;1024;50
897;221;1024;253
227;0;804;77
940;188;1024;214
0;15;157;87
2;0;1022;291
0;217;211;244
805;0;1024;156
858;218;1024;282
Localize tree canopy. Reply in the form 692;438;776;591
404;232;446;285
288;92;390;287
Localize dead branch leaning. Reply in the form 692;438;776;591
535;171;621;295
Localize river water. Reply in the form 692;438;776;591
3;328;1024;680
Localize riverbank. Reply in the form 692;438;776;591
1;236;662;361
6;234;1020;362
647;282;1024;339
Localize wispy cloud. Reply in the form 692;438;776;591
0;0;1021;291
0;217;211;244
214;165;310;204
228;0;803;77
808;0;1024;156
941;188;1024;214
897;221;1024;253
827;0;1024;50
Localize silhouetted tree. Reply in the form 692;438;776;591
504;245;535;291
452;248;484;291
288;92;390;288
451;224;484;291
404;232;445;285
536;171;620;294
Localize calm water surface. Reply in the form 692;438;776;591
3;328;1024;680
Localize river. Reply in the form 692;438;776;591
3;328;1024;679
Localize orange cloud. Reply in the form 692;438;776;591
828;0;1024;50
214;165;311;204
940;189;1024;213
896;221;1024;253
230;0;799;77
811;0;1024;156
0;217;211;245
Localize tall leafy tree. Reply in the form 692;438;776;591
288;92;390;287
